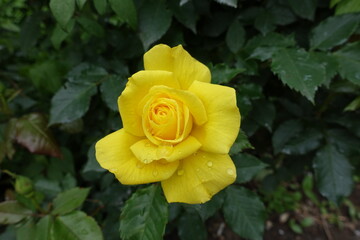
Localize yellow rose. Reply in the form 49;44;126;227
95;44;241;204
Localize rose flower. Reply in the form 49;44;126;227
95;44;240;204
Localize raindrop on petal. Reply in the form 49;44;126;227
227;168;234;175
136;162;145;169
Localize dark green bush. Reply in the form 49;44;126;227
1;0;360;239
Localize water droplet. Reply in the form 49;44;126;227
196;168;200;172
153;170;158;176
136;162;145;169
145;142;151;147
227;168;234;175
157;145;174;158
207;161;213;168
177;169;184;176
193;152;198;156
110;168;117;172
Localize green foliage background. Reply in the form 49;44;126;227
1;0;360;239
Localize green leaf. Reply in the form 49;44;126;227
10;113;62;158
249;46;281;61
0;201;32;225
247;33;296;61
49;82;97;125
328;113;360;138
300;217;315;227
168;0;198;33
250;99;276;132
49;64;107;125
223;186;266;240
269;4;297;26
233;154;267;184
120;185;168;240
254;9;276;35
51;211;103;240
327;129;360;156
28;60;63;93
109;0;137;29
282;127;323;155
313;144;353;203
16;218;37;240
36;216;53;240
271;48;326;103
209;63;245;84
331;0;343;8
190;192;225;221
178;212;207;240
77;16;104;37
226;20;245;53
310;14;359;50
52;187;90;215
334;0;360;15
81;143;106;180
19;14;41;52
235;83;263;117
230;130;254;155
302;174;320;205
180;0;191;6
213;0;238;8
50;0;75;28
334;42;360;85
51;20;75;49
66;63;108;82
272;119;303;154
138;0;172;50
35;178;62;199
286;0;317;20
289;219;303;234
100;75;126;111
76;0;87;9
93;0;107;15
246;32;296;51
310;52;338;83
345;96;360;111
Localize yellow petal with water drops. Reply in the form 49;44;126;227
188;81;241;154
144;44;173;72
161;151;236;204
118;70;180;137
171;45;211;89
95;129;179;184
130;136;202;163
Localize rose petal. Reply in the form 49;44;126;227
146;85;208;125
144;44;173;72
172;45;211;89
130;136;202;163
95;129;179;184
118;70;180;136
188;81;241;154
161;151;236;204
144;44;211;90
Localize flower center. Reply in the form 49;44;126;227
142;93;193;145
